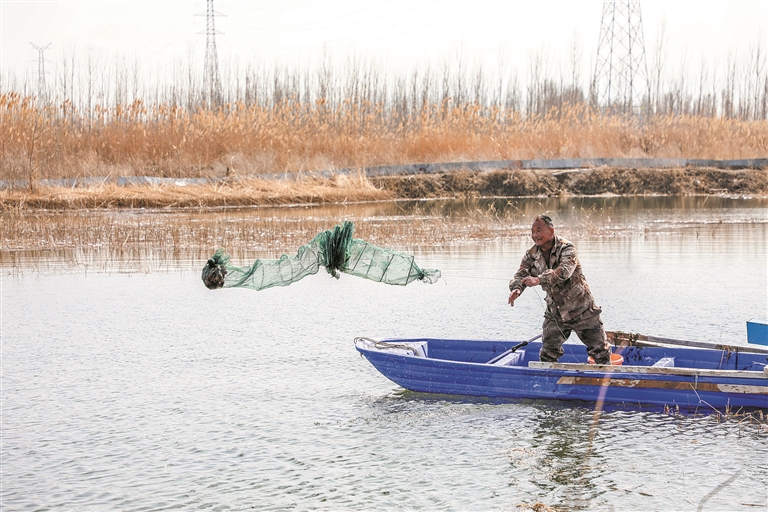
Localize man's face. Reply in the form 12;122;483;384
531;219;554;247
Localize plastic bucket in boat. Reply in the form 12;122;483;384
587;353;624;365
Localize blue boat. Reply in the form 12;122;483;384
355;332;768;410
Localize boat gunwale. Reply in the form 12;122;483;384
355;338;768;382
607;331;768;355
528;361;768;380
363;335;768;356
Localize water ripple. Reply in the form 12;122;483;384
3;228;767;510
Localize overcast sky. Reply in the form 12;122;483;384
1;0;766;88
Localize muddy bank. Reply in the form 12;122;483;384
1;167;766;210
373;167;768;199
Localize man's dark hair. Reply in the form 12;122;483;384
534;214;554;227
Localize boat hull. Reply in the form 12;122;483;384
356;338;768;410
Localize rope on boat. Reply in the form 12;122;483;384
355;336;421;357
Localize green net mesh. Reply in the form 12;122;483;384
202;221;441;291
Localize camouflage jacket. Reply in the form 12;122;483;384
509;236;599;322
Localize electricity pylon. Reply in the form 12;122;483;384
592;0;649;114
196;0;225;106
30;42;52;101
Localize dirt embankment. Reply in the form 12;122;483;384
1;167;766;210
372;167;768;199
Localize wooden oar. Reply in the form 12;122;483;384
487;334;542;364
608;331;768;355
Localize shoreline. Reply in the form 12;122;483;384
1;167;767;210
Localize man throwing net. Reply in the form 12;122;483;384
508;215;611;364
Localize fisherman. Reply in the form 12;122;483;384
508;214;611;364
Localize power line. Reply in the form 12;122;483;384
280;1;389;31
301;0;468;48
344;1;496;48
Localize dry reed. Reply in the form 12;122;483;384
4;195;751;257
0;206;516;272
0;203;525;255
0;174;388;210
2;94;767;184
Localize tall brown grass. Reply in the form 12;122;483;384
2;94;767;183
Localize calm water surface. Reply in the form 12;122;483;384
2;198;767;511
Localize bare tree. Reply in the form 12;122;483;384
651;19;668;114
749;38;766;120
567;32;583;105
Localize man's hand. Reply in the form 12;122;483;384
521;276;541;287
508;289;521;306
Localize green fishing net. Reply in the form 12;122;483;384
202;221;441;290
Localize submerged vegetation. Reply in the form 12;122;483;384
3;195;765;263
0;200;528;257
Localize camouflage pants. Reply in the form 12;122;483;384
540;307;610;364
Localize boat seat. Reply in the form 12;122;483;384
493;350;525;367
652;357;675;368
